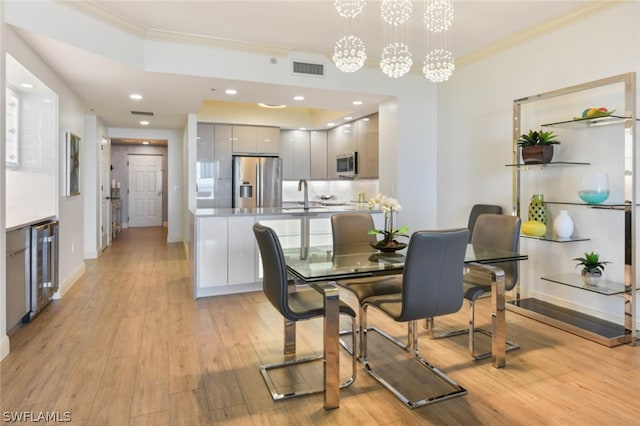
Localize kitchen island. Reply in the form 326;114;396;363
187;204;381;298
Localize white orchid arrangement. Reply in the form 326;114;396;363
367;194;409;246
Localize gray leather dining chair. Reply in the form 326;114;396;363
467;204;503;242
431;214;521;360
360;228;469;409
331;213;404;357
253;223;357;401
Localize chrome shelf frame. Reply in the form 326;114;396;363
510;72;637;346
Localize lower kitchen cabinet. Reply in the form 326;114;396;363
227;216;257;285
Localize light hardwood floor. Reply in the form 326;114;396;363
1;227;639;425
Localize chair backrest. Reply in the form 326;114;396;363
399;228;469;322
468;204;503;242
253;223;295;320
331;213;378;255
470;214;521;290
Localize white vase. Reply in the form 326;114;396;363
553;210;574;238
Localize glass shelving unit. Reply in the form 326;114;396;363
507;72;637;347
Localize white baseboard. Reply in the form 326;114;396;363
53;261;86;300
163;221;168;228
0;334;10;361
84;250;98;259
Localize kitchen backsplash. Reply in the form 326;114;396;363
283;179;379;204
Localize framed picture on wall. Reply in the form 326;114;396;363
66;132;81;196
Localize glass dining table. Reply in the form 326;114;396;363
283;243;528;409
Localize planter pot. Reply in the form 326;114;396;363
581;269;602;286
521;145;554;164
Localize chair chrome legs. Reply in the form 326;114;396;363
260;316;357;401
430;299;520;360
284;319;296;355
340;306;411;359
361;309;467;409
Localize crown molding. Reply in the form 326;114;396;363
455;0;626;68
57;0;292;57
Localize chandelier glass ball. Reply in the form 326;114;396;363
423;49;455;82
380;42;413;78
424;0;454;32
333;36;367;72
380;0;412;26
334;0;367;18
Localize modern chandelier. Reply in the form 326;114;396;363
332;0;455;83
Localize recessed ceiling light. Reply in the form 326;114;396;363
299;127;307;131
344;123;352;127
225;89;237;95
142;141;149;145
352;100;363;105
140;120;150;126
363;117;370;121
129;93;143;100
327;122;335;126
293;96;305;101
344;116;353;120
20;83;33;88
258;103;286;109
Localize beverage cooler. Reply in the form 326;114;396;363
27;220;59;321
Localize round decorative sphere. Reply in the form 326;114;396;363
334;0;366;18
333;36;367;73
553;210;574;238
380;0;412;26
424;0;454;32
380;42;413;78
522;220;547;237
423;49;455;82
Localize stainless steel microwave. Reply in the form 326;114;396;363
337;152;358;177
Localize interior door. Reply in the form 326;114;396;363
100;138;111;250
128;154;163;228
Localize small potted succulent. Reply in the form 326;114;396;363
573;251;610;286
517;129;561;164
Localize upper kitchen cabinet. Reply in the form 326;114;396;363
356;113;379;178
280;130;310;180
257;126;280;154
232;125;280;154
310;131;328;180
327;114;378;179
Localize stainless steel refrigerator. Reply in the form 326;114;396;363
232;156;282;208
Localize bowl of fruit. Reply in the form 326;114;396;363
574;107;614;120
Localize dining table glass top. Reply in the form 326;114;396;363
284;243;527;282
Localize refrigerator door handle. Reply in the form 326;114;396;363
256;161;262;207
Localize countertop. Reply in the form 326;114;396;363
193;202;374;217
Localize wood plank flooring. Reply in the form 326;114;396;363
1;227;639;425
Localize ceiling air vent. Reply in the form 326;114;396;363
292;61;324;77
130;110;155;116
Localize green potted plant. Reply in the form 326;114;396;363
573;251;610;286
517;129;561;164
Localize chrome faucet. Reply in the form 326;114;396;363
298;179;309;210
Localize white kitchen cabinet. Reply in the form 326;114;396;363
197;217;228;288
280;130;310;180
310;131;328;179
257;126;280;154
357;114;379;178
232;125;258;153
227;216;257;285
214;124;233;179
196;123;215;207
232;125;280;154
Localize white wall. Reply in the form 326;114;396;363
1;0;9;360
438;3;640;324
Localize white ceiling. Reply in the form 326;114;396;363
8;1;593;136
